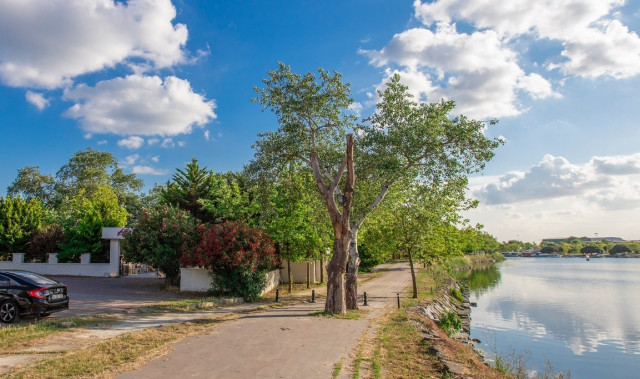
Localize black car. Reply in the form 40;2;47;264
0;270;69;323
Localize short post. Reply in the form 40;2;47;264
275;288;279;302
397;293;400;309
311;290;316;303
363;292;368;306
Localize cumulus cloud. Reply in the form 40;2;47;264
363;23;557;118
473;153;640;210
413;0;639;79
591;153;640;175
25;91;50;110
117;136;145;150
63;75;216;136
0;0;188;89
132;165;168;175
364;0;638;118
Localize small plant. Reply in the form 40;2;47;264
439;311;462;336
450;288;464;302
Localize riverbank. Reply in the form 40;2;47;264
367;263;505;378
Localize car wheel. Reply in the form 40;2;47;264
0;300;19;323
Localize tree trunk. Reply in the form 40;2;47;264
408;249;417;298
324;231;350;314
306;259;310;289
346;228;360;309
316;135;355;315
320;256;324;283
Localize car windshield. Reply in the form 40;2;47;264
10;271;59;286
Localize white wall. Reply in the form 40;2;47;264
279;260;327;284
180;267;281;297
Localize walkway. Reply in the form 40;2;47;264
117;262;412;379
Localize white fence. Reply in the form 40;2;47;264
0;227;124;277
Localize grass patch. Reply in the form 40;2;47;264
0;315;119;351
5;317;229;378
443;256;472;270
310;309;368;320
373;267;442;377
332;361;343;379
377;308;438;378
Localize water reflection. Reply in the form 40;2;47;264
453;263;501;297
469;258;640;378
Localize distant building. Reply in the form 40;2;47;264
541;236;626;244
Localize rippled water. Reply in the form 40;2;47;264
468;258;640;378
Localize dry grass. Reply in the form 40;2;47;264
4;316;232;379
0;315;119;352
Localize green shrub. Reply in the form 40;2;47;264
123;205;197;286
440;311;462;336
25;224;66;262
450;288;464;302
182;220;279;302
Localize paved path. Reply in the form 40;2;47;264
117;262;412;379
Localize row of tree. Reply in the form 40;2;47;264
1;149;136;262
496;238;640;255
2;65;503;314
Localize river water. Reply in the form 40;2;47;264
464;258;640;378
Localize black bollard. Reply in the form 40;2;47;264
311;290;316;303
363;292;368;306
275;288;279;302
397;293;400;309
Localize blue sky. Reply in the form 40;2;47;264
1;0;639;243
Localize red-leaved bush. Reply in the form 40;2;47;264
180;221;279;301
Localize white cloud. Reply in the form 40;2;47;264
151;155;160;163
161;138;175;148
466;153;640;241
0;0;188;89
204;130;210;141
362;24;557;119
413;0;639;79
117;136;145;150
132;165;168;175
97;140;108;145
25;91;50;110
473;153;640;209
122;154;140;166
557;20;640;79
365;0;638;119
63;75;216;136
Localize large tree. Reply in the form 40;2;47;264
7;166;55;206
8;149;143;213
253;64;501;313
161;158;256;224
58;186;128;262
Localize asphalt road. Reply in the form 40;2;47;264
1;274;185;326
49;274;186;317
